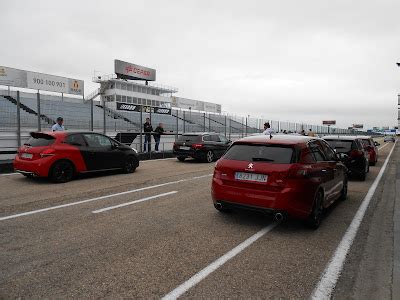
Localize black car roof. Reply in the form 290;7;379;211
323;135;361;141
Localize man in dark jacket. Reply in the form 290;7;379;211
153;123;164;152
143;118;153;152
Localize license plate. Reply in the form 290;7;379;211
235;172;267;183
180;146;191;150
21;153;33;159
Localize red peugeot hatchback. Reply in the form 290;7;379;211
14;131;139;183
212;135;348;228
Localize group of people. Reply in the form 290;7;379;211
143;118;164;152
262;122;316;137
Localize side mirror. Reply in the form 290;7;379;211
336;153;348;161
226;140;232;144
111;144;119;150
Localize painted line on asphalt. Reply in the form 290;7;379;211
0;174;212;222
162;223;278;300
141;157;176;162
92;191;178;214
310;142;396;299
378;143;389;151
0;172;19;177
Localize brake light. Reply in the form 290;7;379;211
288;164;312;178
213;169;222;179
40;148;56;158
192;144;204;150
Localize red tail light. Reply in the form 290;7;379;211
288;164;312;178
349;150;363;158
40;148;56;158
192;144;205;150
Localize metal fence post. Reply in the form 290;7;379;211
140;107;143;152
224;115;227;137
208;113;211;132
175;110;179;141
103;98;106;134
228;117;231;140
37;91;41;131
90;99;94;131
245;117;248;136
203;112;206;132
16;91;21;147
183;111;186;133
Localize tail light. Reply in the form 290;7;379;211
288;164;312;178
213;169;222;179
192;144;205;150
349;150;363;158
40;148;56;158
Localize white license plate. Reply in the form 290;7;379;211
235;172;267;183
21;153;33;159
180;146;191;150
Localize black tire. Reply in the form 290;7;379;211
123;156;138;173
339;177;348;201
370;160;376;166
50;160;74;183
177;156;186;162
307;190;324;229
359;171;366;181
204;150;214;163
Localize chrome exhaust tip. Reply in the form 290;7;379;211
215;202;223;210
274;213;284;222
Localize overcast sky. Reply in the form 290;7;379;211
1;0;399;129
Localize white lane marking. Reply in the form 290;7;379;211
162;223;277;300
378;143;389;151
0;172;19;177
141;158;176;162
310;142;396;299
0;174;212;222
92;191;178;214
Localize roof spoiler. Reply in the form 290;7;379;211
30;132;55;140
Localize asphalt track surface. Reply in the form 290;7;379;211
0;139;396;298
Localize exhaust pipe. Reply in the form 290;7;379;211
274;213;284;222
215;202;223;210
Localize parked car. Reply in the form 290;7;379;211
323;135;369;180
212;135;348;229
384;135;395;142
14;131;139;183
358;136;379;166
173;132;231;163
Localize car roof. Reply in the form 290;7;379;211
181;132;218;136
234;134;319;145
323;135;361;141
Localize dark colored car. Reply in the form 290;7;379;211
14;131;139;183
212;135;347;229
358;136;379;166
384;135;395;142
323;135;369;180
173;132;231;163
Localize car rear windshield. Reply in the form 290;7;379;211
177;135;202;143
325;140;354;153
24;135;55;147
223;144;295;164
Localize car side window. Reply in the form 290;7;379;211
83;134;112;148
65;134;86;147
203;135;211;142
320;140;337;161
308;141;326;162
211;135;221;142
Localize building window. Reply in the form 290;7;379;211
115;82;121;90
127;96;132;104
155;101;160;107
132;85;137;92
122;95;127;103
121;83;127;90
151;100;156;106
116;95;121;102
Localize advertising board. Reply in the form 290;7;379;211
352;124;364;129
116;102;171;115
114;59;156;81
322;120;336;125
0;66;84;95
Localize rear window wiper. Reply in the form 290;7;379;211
252;157;275;162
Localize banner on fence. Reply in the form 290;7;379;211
116;102;171;115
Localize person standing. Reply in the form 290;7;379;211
263;122;275;135
143;117;153;152
308;128;315;137
52;117;65;131
154;123;165;152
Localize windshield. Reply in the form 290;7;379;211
223;144;295;164
24;135;55;147
325;140;354;153
177;135;202;143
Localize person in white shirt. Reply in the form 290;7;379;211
262;122;275;135
52;117;65;131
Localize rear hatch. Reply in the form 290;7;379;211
174;134;202;151
18;132;56;160
215;143;297;191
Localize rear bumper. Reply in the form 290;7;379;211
211;178;316;219
13;156;54;177
173;149;203;159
